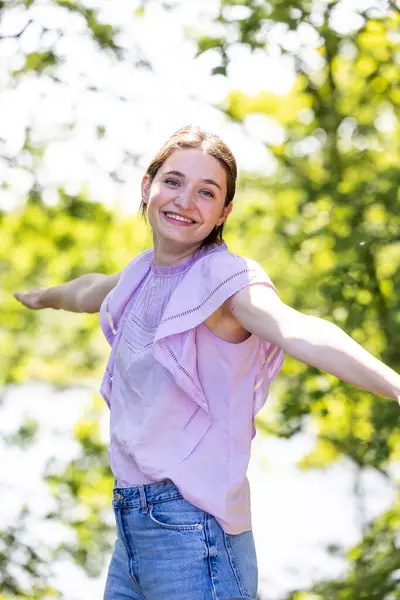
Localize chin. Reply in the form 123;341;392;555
157;231;203;250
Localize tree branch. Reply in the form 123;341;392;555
0;19;33;40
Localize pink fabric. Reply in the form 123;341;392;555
108;246;217;487
99;243;284;533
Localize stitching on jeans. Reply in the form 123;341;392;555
116;494;183;509
222;532;248;597
119;511;146;598
148;494;182;505
147;504;204;531
205;515;218;600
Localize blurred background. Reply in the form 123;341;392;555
1;0;399;598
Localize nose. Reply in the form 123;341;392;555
174;185;195;209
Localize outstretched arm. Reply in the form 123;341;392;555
230;285;400;404
14;272;120;314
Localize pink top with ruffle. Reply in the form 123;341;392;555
99;243;284;533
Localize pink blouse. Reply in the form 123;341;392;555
99;243;284;533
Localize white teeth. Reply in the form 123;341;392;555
165;213;193;224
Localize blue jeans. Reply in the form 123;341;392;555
104;480;258;599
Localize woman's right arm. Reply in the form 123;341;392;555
14;272;121;314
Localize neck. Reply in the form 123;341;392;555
152;237;202;267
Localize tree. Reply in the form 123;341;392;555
1;0;399;597
0;1;150;596
196;1;400;597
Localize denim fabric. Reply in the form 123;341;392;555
104;480;258;600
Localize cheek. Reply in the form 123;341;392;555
147;191;163;212
200;199;224;221
148;185;172;208
145;197;159;226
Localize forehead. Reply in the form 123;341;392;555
160;148;226;184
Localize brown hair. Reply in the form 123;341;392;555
140;125;237;248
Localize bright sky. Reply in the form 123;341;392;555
0;0;289;213
0;0;396;598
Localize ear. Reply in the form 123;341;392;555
215;201;233;226
141;175;151;204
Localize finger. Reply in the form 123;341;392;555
14;292;30;301
14;292;35;308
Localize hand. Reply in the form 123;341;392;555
13;288;49;310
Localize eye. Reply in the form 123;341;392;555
200;189;214;198
165;178;179;186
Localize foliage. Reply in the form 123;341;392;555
1;0;399;598
0;1;150;596
0;198;149;597
197;1;400;598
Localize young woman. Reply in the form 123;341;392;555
14;125;400;600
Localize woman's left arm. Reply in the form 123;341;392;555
230;285;400;404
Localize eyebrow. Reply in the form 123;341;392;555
163;170;222;192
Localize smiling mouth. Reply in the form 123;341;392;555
163;212;196;225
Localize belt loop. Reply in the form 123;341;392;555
138;485;148;514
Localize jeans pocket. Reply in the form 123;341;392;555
147;498;205;531
223;531;258;599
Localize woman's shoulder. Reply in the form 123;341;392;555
122;247;154;271
194;244;265;277
117;248;153;284
183;243;277;298
155;245;276;338
103;248;153;312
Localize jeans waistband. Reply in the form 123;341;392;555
112;479;182;513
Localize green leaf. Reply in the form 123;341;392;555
13;52;58;76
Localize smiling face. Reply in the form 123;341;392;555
142;148;232;254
